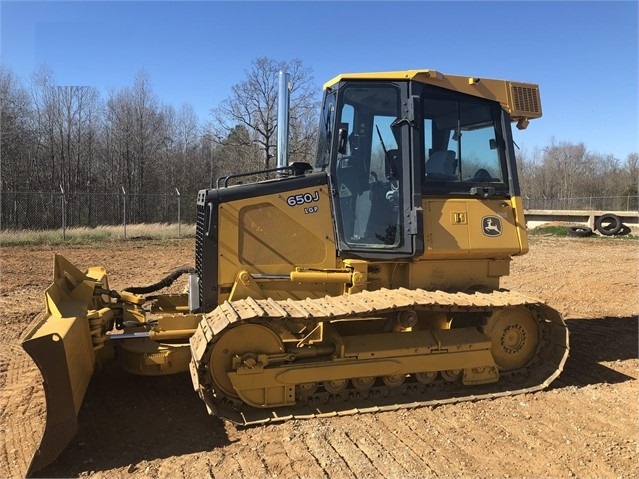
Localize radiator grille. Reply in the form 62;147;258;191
511;84;541;116
195;200;206;307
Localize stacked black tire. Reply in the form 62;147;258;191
567;213;626;237
567;225;593;237
594;213;624;236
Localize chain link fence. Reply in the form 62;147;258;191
1;188;195;239
2;190;637;240
523;195;638;211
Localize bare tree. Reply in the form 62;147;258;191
174;103;199;154
210;57;318;170
161;103;210;200
0;67;35;191
104;85;136;192
213;125;260;181
26;67;102;191
621;152;638;208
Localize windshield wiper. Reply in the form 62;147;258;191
375;125;398;180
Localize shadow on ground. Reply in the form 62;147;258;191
553;315;638;388
34;371;231;477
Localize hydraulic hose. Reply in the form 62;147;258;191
123;266;196;295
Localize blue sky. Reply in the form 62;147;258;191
1;0;637;161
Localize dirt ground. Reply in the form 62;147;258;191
1;235;637;479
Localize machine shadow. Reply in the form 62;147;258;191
35;370;232;477
552;315;638;388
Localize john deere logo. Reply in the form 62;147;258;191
482;216;502;236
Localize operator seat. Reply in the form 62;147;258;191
425;150;457;179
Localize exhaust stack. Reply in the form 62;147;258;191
276;71;291;170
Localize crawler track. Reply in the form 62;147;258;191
190;288;569;425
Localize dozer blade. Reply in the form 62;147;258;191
21;255;100;474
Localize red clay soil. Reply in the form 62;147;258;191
1;236;637;479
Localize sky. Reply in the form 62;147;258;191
1;0;637;161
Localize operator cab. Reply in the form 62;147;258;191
315;73;521;259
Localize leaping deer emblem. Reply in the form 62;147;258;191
482;216;502;236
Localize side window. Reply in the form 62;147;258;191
423;97;505;184
315;90;336;170
340;104;355;156
456;125;503;182
423;117;434;166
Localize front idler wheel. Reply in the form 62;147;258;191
209;323;285;398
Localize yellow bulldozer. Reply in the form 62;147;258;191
21;69;569;474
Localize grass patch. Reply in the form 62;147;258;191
528;225;570;237
0;223;196;246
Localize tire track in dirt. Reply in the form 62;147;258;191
373;411;437;478
233;445;269;479
447;398;569;477
258;433;301;479
375;411;438;477
297;421;346;479
387;410;459;475
0;329;46;479
412;408;493;477
282;425;327;479
208;455;243;479
341;415;413;478
316;418;378;479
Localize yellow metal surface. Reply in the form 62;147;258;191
511;195;530;255
21;255;104;474
119;338;192;375
423;198;526;258
217;185;341;303
323;69;541;125
210;323;285;397
227;325;498;408
28;315;94;412
27;255;100;414
483;306;540;370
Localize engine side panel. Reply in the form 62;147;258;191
196;173;343;310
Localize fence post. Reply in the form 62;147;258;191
175;188;181;238
121;186;127;240
60;184;66;240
